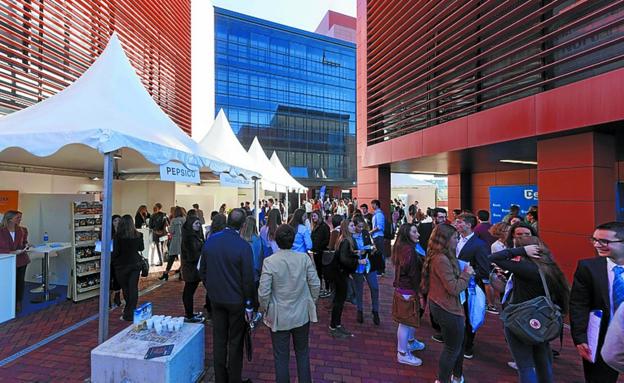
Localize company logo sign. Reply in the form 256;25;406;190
159;162;200;184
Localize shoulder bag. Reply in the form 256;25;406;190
500;266;562;345
391;264;421;328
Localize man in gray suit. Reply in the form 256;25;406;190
258;224;320;383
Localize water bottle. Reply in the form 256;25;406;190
43;231;49;245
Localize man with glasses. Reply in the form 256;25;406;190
570;222;624;383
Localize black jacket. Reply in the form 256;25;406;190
311;221;330;254
457;234;491;282
200;228;255;307
570;257;612;346
354;229;383;272
417;222;433;250
181;229;204;283
338;238;358;274
112;235;144;269
490;247;550;306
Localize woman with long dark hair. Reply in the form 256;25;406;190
110;215;122;307
134;205;150;229
328;219;358;339
288;208;312;254
180;215;205;323
311;210;330;295
260;208;282;254
421;224;474;383
112;215;144;321
491;236;569;383
392;223;425;367
160;206;185;281
0;210;30;313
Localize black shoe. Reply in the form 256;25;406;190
357;310;363;323
372;311;380;325
552;350;560;358
158;273;168;281
431;334;444;343
184;315;205;324
464;350;474;359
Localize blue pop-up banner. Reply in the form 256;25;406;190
489;185;538;223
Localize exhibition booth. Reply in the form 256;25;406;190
0;34;257;344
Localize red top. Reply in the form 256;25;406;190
0;226;30;267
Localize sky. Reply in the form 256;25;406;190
211;0;356;32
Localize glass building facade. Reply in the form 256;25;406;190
215;8;356;189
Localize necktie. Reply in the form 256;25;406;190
613;266;624;312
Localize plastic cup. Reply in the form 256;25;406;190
146;318;154;330
154;322;162;334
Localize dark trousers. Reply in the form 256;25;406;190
115;266;140;320
165;254;178;273
330;273;348;328
270;322;312;383
312;251;329;290
582;345;620;383
373;236;386;273
430;301;465;382
504;327;553;383
202;281;212;313
182;281;200;318
212;301;245;383
16;265;27;306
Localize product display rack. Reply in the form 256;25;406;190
69;202;103;302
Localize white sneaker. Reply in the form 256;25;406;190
507;361;518;370
407;339;426;351
451;375;464;383
397;352;422;366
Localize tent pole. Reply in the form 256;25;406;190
286;189;289;215
98;152;114;344
253;178;260;230
298;192;301;209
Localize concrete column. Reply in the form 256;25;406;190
538;132;615;279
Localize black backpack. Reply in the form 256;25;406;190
383;215;394;240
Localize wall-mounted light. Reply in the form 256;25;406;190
500;159;538;165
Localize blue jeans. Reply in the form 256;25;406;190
353;271;379;312
430;301;465;382
504;327;553;383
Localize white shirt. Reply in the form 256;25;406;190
491;240;506;254
9;231;15;241
456;232;474;257
607;257;624;317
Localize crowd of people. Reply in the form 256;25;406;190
32;194;621;383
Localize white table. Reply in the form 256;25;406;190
91;323;205;383
27;243;72;303
0;253;16;323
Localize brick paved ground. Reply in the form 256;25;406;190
0;261;619;383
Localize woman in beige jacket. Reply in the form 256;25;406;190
258;224;321;383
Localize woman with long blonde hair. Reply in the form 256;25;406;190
421;223;474;383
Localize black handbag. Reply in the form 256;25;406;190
500;267;562;345
139;257;149;277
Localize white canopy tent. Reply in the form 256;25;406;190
0;33;238;343
247;137;289;193
196;109;261;178
269;150;308;211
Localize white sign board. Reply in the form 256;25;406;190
220;173;253;188
160;162;200;184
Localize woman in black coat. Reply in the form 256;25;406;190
311;210;330;293
112;215;144;321
181;215;205;323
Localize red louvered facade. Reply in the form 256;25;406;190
0;0;191;133
357;0;624;279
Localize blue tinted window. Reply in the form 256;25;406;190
215;9;356;186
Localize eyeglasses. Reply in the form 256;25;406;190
590;237;624;246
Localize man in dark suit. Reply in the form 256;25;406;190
200;208;255;383
570;221;624;383
456;213;491;360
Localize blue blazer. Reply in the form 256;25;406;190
200;227;255;307
458;235;491;282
